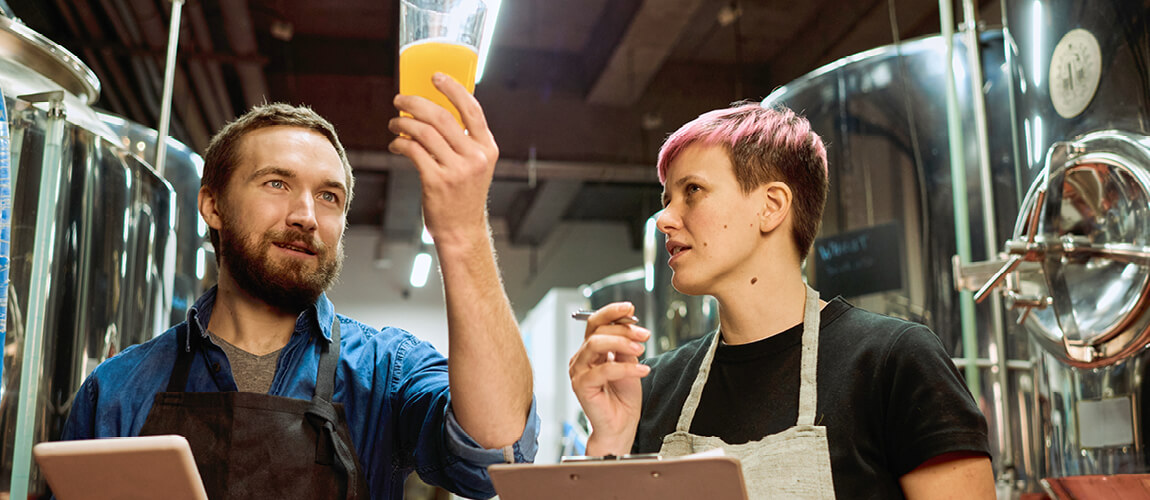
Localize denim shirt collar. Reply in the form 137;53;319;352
184;285;337;352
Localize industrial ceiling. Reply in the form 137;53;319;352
11;0;1000;249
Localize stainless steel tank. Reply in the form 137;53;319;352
98;113;212;328
643;219;718;356
976;0;1150;485
759;30;1042;492
0;16;201;497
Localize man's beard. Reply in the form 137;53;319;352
217;214;344;314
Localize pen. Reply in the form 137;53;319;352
571;310;639;325
572;310;640;363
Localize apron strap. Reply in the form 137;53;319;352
166;325;195;392
314;319;339;401
796;285;820;426
305;317;362;499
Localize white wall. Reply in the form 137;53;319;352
325;219;643;351
518;288;589;463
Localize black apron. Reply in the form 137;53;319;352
139;319;369;500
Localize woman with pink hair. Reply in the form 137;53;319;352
569;102;994;499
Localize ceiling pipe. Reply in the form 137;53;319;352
125;0;209;150
347;150;658;184
155;0;184;176
218;0;269;110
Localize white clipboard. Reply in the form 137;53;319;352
33;435;209;500
489;454;748;500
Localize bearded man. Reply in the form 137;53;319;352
61;76;538;500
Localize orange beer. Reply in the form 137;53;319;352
399;39;479;128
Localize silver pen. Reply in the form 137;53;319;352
571;310;639;325
572;310;640;362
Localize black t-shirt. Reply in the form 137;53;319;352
634;297;991;499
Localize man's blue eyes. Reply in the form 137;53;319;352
266;181;339;203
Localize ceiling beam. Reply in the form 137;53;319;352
577;0;643;91
586;0;708;106
184;0;235;128
346;150;658;184
219;0;269;110
506;180;584;246
265;35;394;76
763;0;886;84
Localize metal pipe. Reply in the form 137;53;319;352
962;0;1013;470
9;91;66;500
156;0;185;176
938;0;980;401
122;0;208;150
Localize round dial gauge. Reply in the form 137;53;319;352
1049;28;1102;119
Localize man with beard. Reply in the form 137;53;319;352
60;75;538;500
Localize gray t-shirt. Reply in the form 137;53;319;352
208;331;282;393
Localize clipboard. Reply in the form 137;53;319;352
489;455;748;500
33;435;209;500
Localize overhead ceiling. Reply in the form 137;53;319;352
10;0;999;248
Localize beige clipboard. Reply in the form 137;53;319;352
33;435;209;500
489;455;748;500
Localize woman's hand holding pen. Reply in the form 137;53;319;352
568;302;651;456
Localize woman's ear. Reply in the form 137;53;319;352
198;186;224;231
758;181;792;233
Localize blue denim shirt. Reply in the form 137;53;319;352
61;287;540;499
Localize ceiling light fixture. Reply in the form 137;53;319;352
410;252;433;288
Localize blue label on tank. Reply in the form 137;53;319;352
0;86;11;384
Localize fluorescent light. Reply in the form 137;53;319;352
421;225;433;245
475;0;501;83
410;252;433;288
196;247;205;280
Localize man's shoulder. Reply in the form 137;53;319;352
333;314;448;366
90;325;182;381
334;314;422;346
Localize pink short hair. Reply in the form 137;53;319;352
656;102;829;260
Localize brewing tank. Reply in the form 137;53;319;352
0;16;202;497
991;0;1150;484
758;30;1040;492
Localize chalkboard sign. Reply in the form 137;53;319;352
812;222;903;299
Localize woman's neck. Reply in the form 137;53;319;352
713;264;809;345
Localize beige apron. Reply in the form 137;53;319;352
659;285;835;499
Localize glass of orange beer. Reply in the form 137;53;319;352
399;0;489;128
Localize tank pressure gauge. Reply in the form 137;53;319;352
1049;28;1102;119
